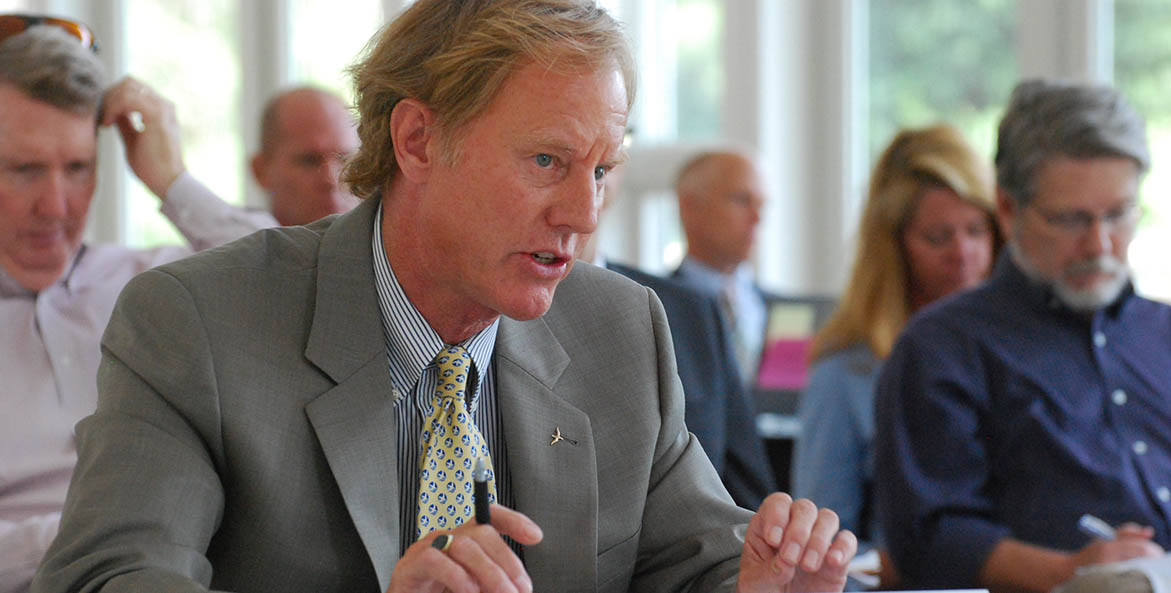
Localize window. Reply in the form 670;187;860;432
1114;0;1171;302
124;0;241;247
867;0;1016;161
619;0;724;272
289;0;385;106
118;0;386;248
673;0;723;140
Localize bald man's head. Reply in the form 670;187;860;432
675;151;766;274
251;86;360;226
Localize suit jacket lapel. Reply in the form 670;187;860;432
299;197;600;590
304;364;400;589
496;316;599;593
302;197;403;589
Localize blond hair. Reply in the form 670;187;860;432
811;124;1000;361
343;0;635;199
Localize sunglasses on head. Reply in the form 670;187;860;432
0;13;99;53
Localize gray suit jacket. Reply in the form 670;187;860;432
33;197;751;593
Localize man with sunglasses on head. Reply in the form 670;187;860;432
0;23;268;593
875;79;1171;593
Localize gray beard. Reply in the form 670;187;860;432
1007;240;1129;312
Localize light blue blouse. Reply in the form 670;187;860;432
792;343;883;552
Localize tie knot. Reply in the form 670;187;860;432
432;345;472;404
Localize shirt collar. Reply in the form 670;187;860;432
370;204;498;406
678;256;728;294
0;245;86;298
678;255;754;296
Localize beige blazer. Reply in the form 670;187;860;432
33;197;752;593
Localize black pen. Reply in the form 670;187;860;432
474;457;491;524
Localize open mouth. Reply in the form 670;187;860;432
531;251;565;265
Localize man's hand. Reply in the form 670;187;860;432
736;493;857;593
385;504;543;593
1070;523;1163;569
100;76;186;199
982;527;1164;593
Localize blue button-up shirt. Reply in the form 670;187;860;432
875;254;1171;588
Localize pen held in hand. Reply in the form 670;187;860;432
1078;513;1116;541
474;457;490;525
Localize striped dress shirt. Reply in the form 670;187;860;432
369;208;514;556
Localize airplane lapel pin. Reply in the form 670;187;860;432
549;427;578;446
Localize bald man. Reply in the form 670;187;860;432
671;151;769;384
581;162;777;510
250;86;360;226
161;87;360;244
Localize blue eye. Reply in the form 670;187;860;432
535;154;553;168
594;166;607;181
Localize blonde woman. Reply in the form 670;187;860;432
793;124;1000;587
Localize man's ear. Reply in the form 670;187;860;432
391;98;437;184
995;186;1017;240
250;153;269;190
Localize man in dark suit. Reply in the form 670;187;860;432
34;2;855;592
606;261;776;510
580;154;776;510
669;151;836;495
671;150;770;385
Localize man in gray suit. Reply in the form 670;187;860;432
34;2;855;592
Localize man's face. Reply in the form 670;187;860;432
681;154;766;273
999;156;1140;311
0;84;97;292
409;63;627;324
252;91;360;226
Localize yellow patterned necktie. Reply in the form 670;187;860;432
416;345;497;538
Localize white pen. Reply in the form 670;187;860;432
1078;513;1116;540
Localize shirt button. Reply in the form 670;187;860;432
1133;441;1149;455
1112;390;1128;406
1159;487;1171;503
1094;332;1107;347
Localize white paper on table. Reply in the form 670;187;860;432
1054;553;1171;593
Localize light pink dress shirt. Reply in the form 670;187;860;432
0;174;271;593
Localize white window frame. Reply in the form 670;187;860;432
29;0;1129;296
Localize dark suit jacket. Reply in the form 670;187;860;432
669;265;836;494
34;197;753;593
608;262;775;510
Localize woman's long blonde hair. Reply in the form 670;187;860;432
811;124;999;362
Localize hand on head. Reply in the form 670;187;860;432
386;504;543;593
100;76;186;198
737;493;857;593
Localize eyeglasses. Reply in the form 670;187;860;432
1028;200;1140;238
0;14;99;53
